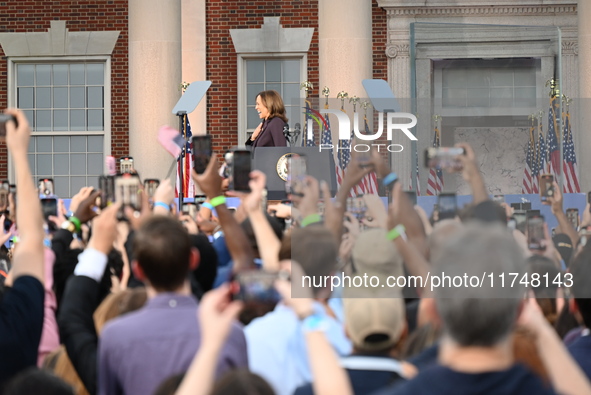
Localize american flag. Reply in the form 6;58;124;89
521;126;535;194
320;108;339;185
533;121;545;194
175;115;195;198
304;99;315;147
426;126;443;196
336;129;351;191
356;115;378;195
562;110;581;193
547;97;561;179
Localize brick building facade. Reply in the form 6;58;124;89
0;0;129;186
2;1;581;194
0;0;387;194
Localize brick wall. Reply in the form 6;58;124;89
0;0;129;179
205;0;319;153
372;0;388;81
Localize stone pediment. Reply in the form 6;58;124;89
0;20;120;57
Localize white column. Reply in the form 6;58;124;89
578;0;591;191
182;0;206;133
128;0;182;180
318;0;372;113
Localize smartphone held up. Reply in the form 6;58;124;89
424;147;465;170
539;174;554;202
115;173;142;216
527;213;546;251
229;149;252;192
192;135;213;174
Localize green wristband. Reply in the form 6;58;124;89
387;224;406;241
210;196;226;208
68;216;82;233
301;213;322;227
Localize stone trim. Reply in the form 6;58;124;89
562;41;578;55
230;17;314;53
385;5;576;17
386;44;409;58
0;20;119;57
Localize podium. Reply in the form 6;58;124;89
252;147;338;200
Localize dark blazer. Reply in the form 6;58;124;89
58;275;102;395
245;117;287;148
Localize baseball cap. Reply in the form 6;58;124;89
344;298;406;352
344;228;404;298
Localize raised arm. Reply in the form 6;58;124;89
241;171;282;271
456;143;488;205
333;142;374;240
175;285;243;395
58;203;120;395
370;148;427;253
519;298;591;395
388;182;431;295
5;109;44;283
193;155;255;272
152;179;175;217
546;181;579;248
275;276;353;395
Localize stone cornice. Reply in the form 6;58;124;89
383;5;576;17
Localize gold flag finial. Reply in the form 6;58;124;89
337;91;348;111
361;100;371;118
349;96;359;112
300;81;313;98
322;86;330;107
528;113;537;126
545;78;559;98
562;94;572;111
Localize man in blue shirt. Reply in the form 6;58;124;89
245;227;352;395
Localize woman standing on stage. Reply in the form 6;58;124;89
246;90;288;148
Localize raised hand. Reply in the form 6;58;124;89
69;187;95;215
192;155;223;200
199;284;243;350
4;109;30;156
74;190;101;224
88;203;121;254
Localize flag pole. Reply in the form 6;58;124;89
176;82;190;212
300;81;313;147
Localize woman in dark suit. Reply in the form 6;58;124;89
246;90;288;148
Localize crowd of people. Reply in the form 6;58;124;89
1;107;591;395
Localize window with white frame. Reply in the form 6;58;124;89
14;61;108;197
435;59;540;112
230;17;313;144
245;58;302;134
